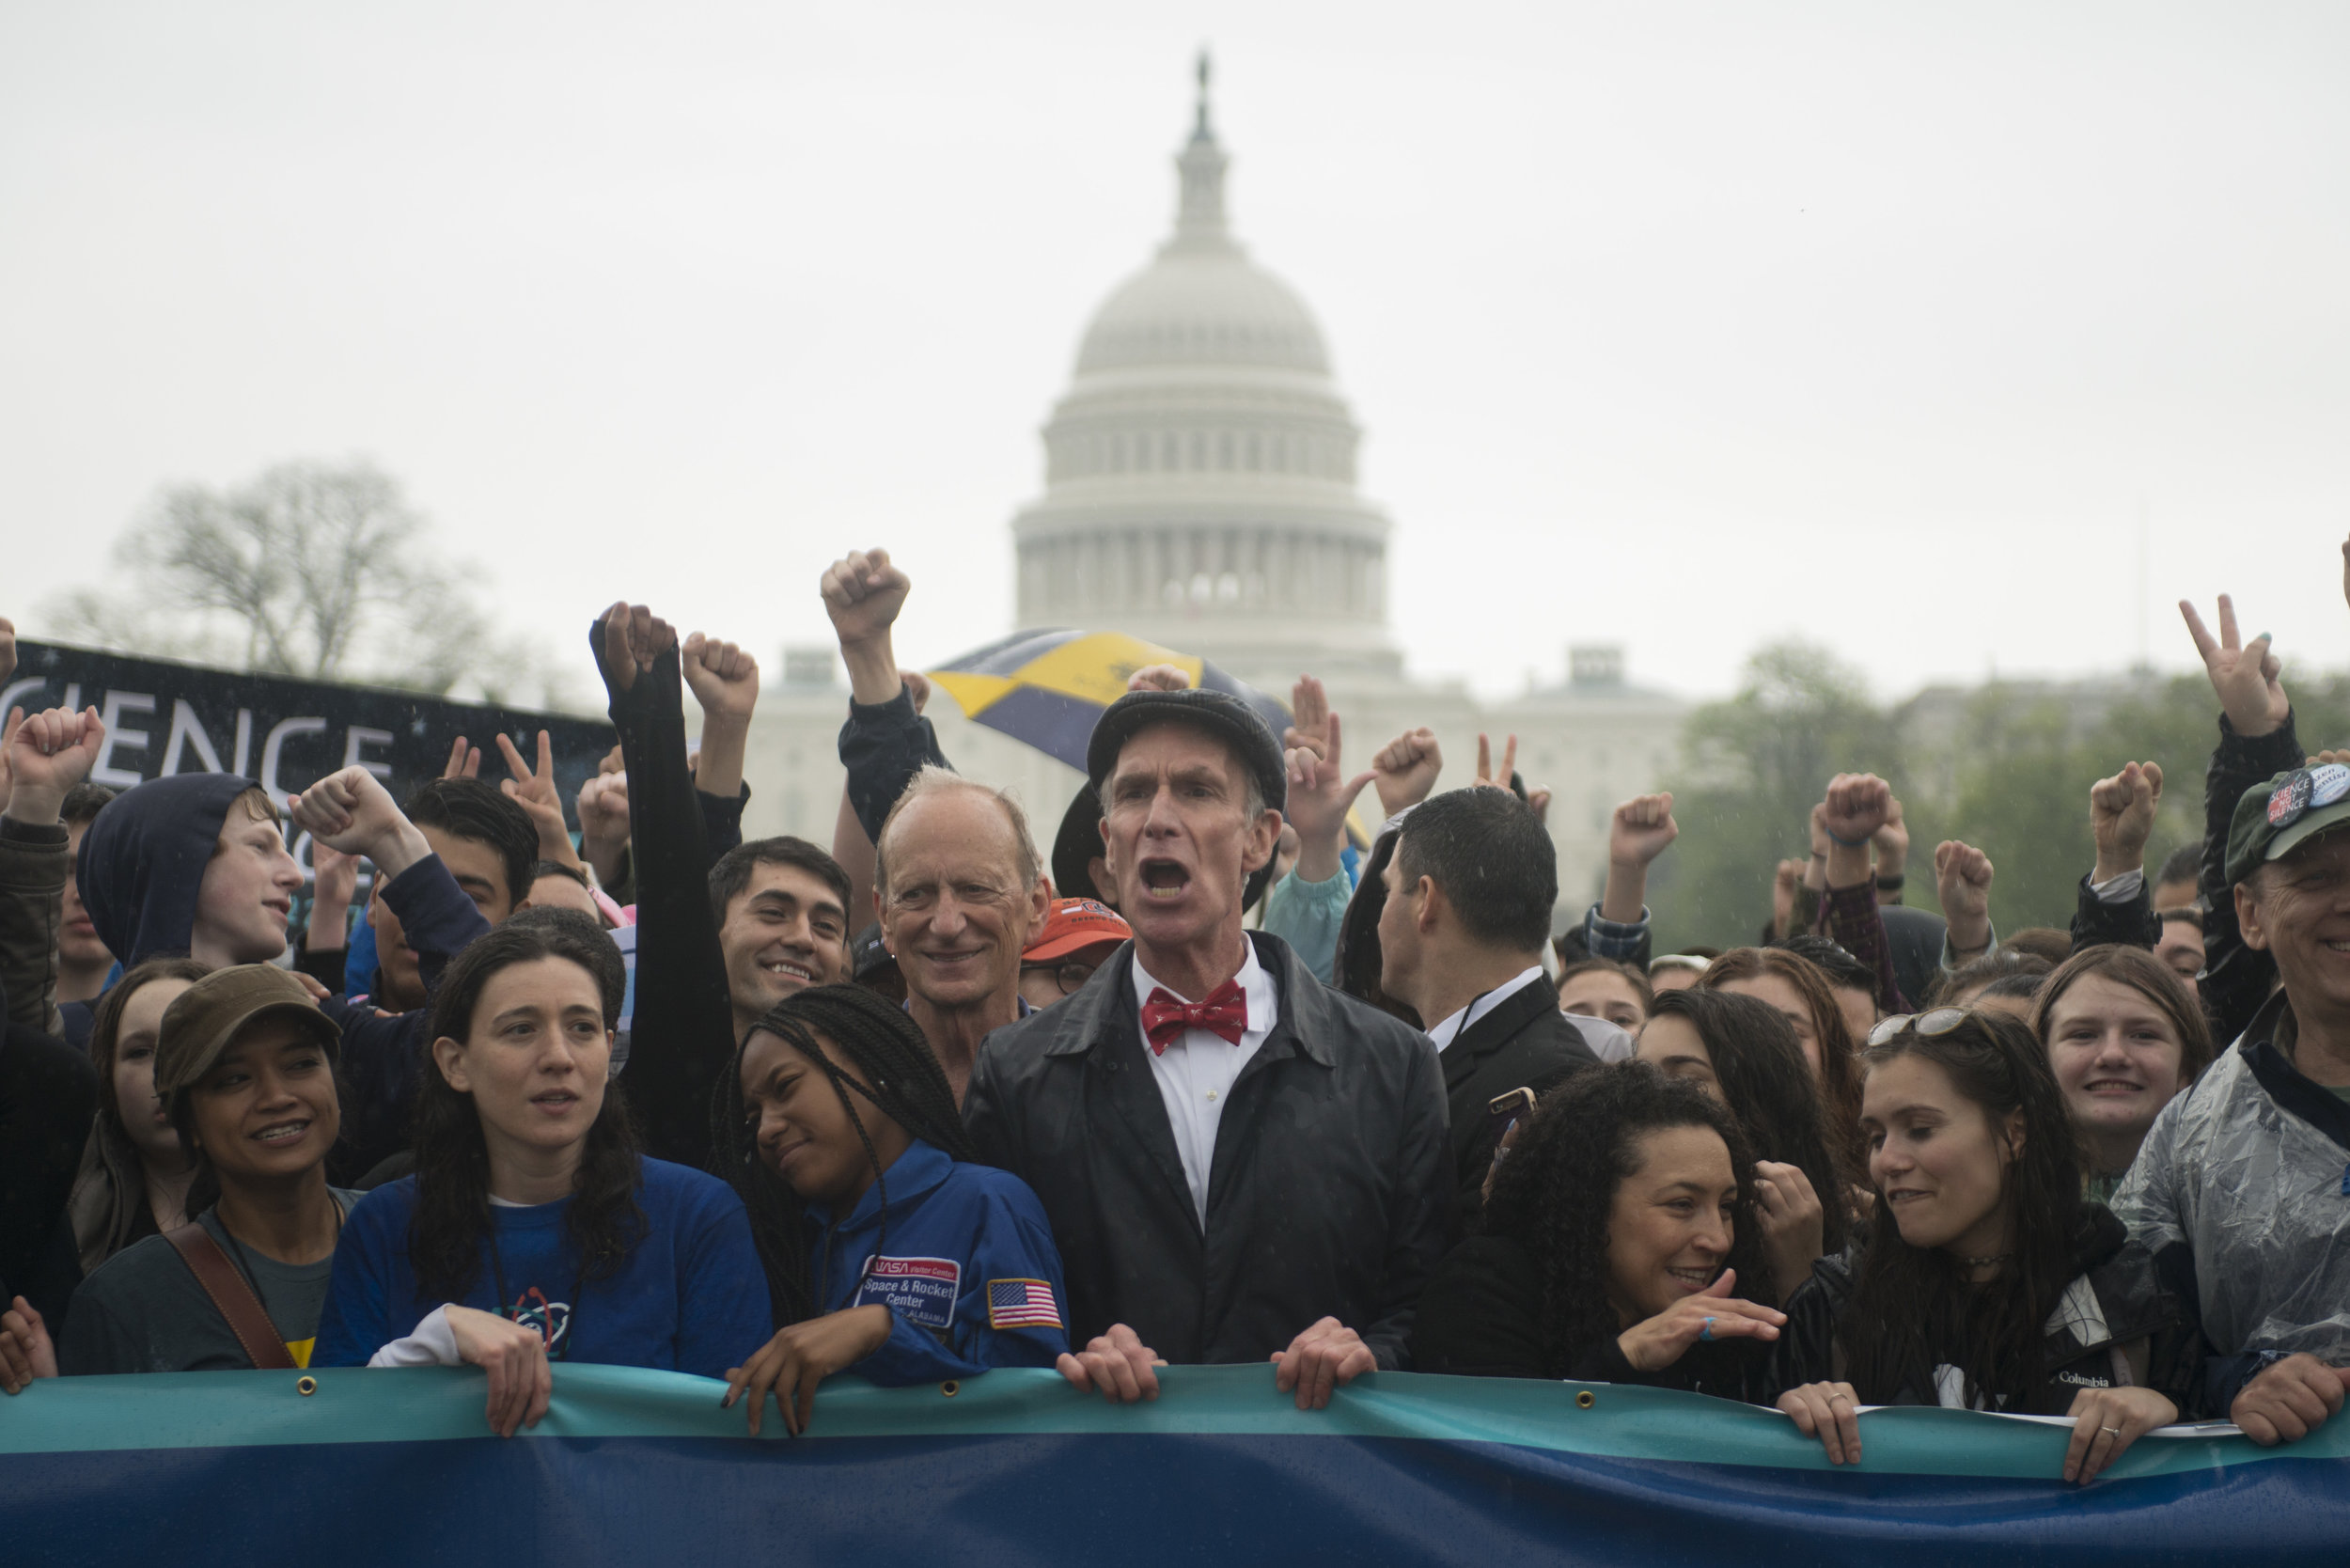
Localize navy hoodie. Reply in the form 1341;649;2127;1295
72;772;491;1180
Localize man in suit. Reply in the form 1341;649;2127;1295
1377;787;1611;1240
964;688;1450;1411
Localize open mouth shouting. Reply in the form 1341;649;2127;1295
1137;857;1193;902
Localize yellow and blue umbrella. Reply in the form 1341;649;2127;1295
925;629;1292;775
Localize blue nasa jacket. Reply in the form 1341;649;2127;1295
807;1139;1071;1385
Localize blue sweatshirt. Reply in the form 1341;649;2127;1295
809;1139;1070;1385
312;1158;770;1381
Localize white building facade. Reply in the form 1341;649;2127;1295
741;69;1684;926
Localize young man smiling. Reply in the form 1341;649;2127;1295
711;839;853;1044
590;600;855;1172
964;687;1449;1411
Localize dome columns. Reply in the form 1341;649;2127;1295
1015;525;1383;626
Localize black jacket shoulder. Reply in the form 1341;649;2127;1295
1437;980;1602;1241
1412;1233;1548;1378
965;931;1451;1369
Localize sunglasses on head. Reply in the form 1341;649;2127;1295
1865;1007;1970;1048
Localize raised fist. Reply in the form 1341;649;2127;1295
2089;760;2164;882
1935;839;1995;958
1369;729;1442;819
597;602;678;696
683;633;760;724
1608;792;1679;870
289;767;431;878
3;706;106;823
1820;774;1894;846
821;549;911;651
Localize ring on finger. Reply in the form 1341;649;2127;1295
1699;1316;1716;1341
1827;1392;1852;1405
2101;1425;2123;1436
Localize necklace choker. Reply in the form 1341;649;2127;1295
1956;1251;2013;1271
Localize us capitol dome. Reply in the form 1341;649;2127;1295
1010;60;1400;686
740;59;1685;923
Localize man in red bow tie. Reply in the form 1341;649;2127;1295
965;685;1450;1414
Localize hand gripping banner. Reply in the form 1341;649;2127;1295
7;1366;2347;1566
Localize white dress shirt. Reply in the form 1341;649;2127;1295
1134;942;1280;1226
1424;966;1548;1054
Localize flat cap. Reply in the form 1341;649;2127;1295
1084;688;1288;818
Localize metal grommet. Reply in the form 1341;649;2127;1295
296;1376;318;1397
1574;1388;1595;1409
940;1380;961;1398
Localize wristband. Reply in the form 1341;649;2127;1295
1874;873;1905;892
1825;829;1870;848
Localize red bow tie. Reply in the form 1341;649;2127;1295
1141;980;1248;1054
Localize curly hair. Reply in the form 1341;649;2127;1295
1838;1009;2085;1414
1698;947;1865;1166
1481;1063;1776;1382
712;983;975;1327
407;910;646;1302
1647;986;1852;1257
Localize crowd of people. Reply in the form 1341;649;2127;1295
1;535;2346;1493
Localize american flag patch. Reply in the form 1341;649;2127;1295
986;1278;1062;1330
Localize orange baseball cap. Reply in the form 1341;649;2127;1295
1025;897;1132;963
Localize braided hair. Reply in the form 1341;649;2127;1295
713;983;975;1327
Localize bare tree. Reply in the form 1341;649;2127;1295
50;459;569;704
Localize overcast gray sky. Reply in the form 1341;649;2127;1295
4;1;2346;709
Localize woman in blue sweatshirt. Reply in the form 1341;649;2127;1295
716;983;1069;1435
313;911;769;1436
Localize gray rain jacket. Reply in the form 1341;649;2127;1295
2115;988;2350;1413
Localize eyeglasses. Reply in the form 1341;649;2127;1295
1021;960;1098;996
1866;1007;1969;1047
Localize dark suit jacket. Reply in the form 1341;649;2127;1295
963;931;1451;1370
1439;979;1604;1242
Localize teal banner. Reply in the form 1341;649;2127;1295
6;1366;2347;1565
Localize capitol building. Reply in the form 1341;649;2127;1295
740;66;1685;928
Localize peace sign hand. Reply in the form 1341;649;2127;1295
2180;594;2288;739
496;730;582;867
1473;733;1518;792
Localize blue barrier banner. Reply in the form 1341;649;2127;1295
6;1365;2347;1566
